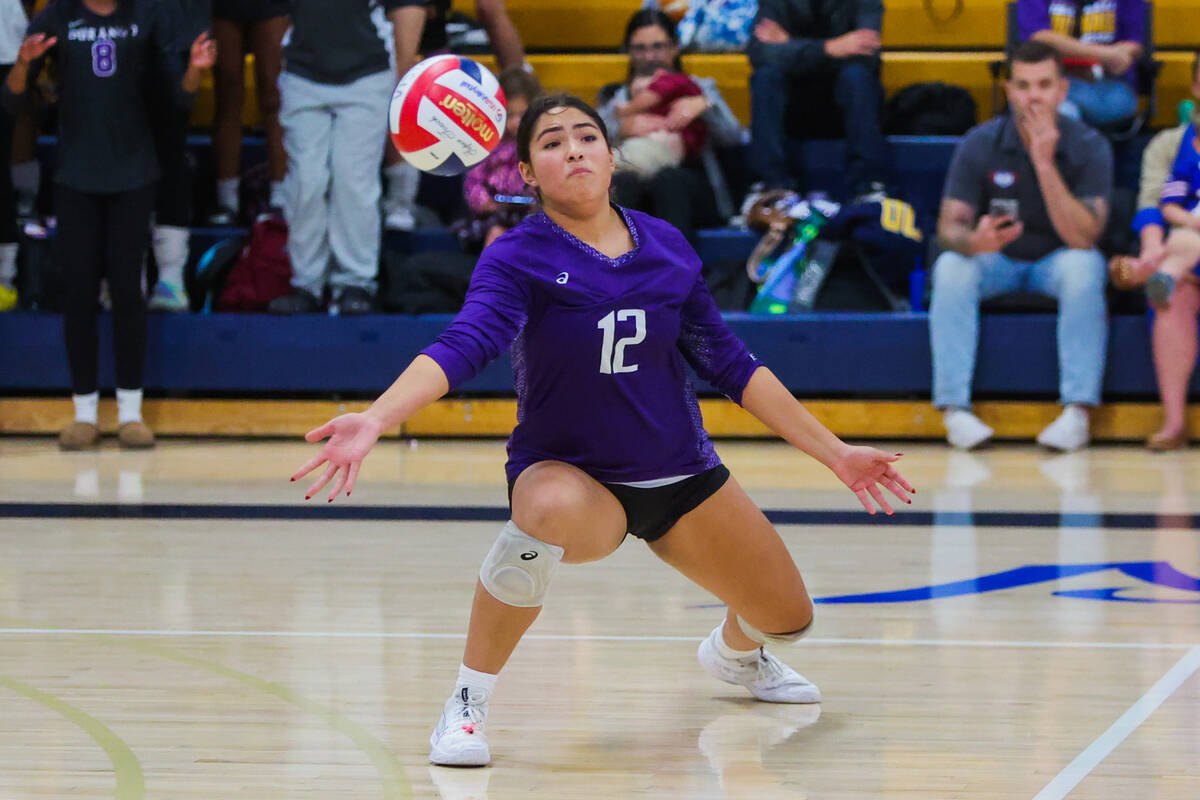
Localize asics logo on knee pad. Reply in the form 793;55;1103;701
479;521;564;607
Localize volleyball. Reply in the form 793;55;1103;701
389;55;507;176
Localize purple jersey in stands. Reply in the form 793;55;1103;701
422;207;761;484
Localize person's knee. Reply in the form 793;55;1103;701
474;0;508;23
1166;228;1200;259
930;251;982;300
750;63;788;93
835;59;878;89
511;463;600;543
1055;249;1107;299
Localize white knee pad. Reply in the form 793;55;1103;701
479;521;564;608
737;615;813;647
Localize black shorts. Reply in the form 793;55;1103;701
213;0;290;23
507;464;730;544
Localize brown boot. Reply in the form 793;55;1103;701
117;421;156;449
58;421;100;450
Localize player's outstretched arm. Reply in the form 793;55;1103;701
739;366;915;515
290;355;451;502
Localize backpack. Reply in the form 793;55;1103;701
883;82;977;136
216;216;292;312
380;249;477;314
677;0;758;52
745;193;925;312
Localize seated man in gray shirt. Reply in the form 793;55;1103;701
930;40;1112;451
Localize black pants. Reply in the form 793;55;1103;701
57;183;156;394
0;64;18;244
612;164;722;249
151;95;192;226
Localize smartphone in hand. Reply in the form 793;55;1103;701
988;198;1020;227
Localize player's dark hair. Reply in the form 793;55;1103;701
1008;40;1063;78
516;94;610;165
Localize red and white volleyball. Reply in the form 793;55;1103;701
389;55;507;176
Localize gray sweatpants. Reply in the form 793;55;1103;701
279;69;394;296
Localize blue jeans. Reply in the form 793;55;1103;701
749;58;886;192
929;248;1108;408
1059;78;1138;129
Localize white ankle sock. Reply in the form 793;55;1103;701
116;388;143;425
385;162;419;208
73;391;99;425
152;225;190;286
713;623;759;660
456;663;498;699
217;178;239;212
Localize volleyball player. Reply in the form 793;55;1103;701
292;95;915;766
5;0;215;448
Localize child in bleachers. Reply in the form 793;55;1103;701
1143;111;1200;313
455;67;541;250
614;61;707;179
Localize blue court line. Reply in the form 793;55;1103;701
0;502;1197;529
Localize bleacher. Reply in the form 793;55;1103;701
6;0;1200;438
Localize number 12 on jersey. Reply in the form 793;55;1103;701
597;309;646;374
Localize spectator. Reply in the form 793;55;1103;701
929;41;1111;452
1019;0;1145;130
0;0;25;312
614;62;706;180
747;0;887;199
209;0;288;225
147;0;211;312
1110;54;1200;450
596;9;743;247
4;0;215;449
382;0;530;231
270;0;426;316
454;66;540;251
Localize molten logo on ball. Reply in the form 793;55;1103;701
390;55;507;176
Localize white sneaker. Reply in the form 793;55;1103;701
148;280;189;312
385;205;417;232
943;408;994;450
697;626;820;704
1037;404;1090;452
430;687;491;766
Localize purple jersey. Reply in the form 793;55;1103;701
422;207;761;484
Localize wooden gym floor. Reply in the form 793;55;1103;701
0;436;1197;799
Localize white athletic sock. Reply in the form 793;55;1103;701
116;388;143;425
0;242;17;288
152;225;190;286
217;178;239;212
456;663;498;699
385;162;419;208
269;180;285;208
73;391;99;425
714;623;760;661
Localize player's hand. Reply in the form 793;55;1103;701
291;412;384;502
17;33;57;66
189;32;217;70
830;445;915;516
754;18;790;45
970;213;1024;254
